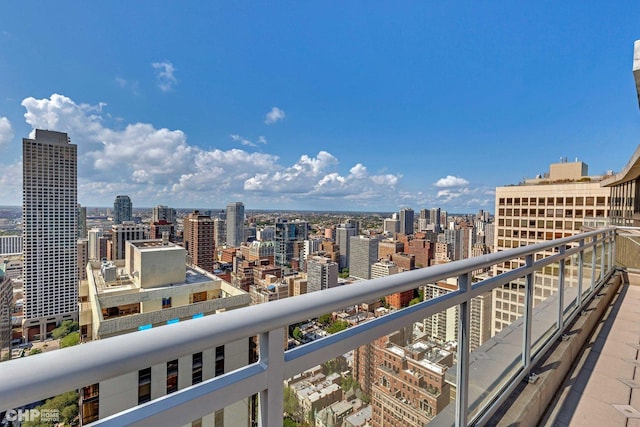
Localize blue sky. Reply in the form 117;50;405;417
1;2;639;212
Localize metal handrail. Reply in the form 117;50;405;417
0;228;617;427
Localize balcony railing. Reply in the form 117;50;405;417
0;228;617;426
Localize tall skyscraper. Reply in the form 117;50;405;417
22;130;78;340
336;220;359;270
113;195;132;225
226;202;245;247
399;208;414;235
183;210;215;272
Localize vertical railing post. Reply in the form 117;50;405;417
591;235;597;294
456;273;470;427
577;239;584;306
600;232;605;282
258;328;285;427
558;246;565;329
611;229;617;271
522;254;534;369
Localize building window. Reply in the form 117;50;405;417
214;409;224;426
138;368;151;404
193;352;203;384
215;345;225;377
162;297;172;309
81;384;99;425
167;360;179;394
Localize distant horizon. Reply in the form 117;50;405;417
0;205;487;217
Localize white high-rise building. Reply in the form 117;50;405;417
306;256;338;293
226;202;245;247
349;235;383;280
22;130;78;340
336;220;358;270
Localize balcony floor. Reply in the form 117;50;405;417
544;274;640;426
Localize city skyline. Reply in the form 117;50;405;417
1;3;640;212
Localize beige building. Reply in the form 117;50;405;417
79;239;251;426
492;160;610;334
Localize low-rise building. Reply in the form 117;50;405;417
78;238;251;426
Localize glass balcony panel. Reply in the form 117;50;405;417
563;253;579;323
531;264;559;356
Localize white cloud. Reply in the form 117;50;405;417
8;93;415;209
230;134;257;148
434;175;469;187
264;107;285;124
0;117;13;147
151;61;177;92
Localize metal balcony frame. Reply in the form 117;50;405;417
0;228;617;427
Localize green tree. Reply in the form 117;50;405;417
317;313;332;325
28;348;42;356
284;386;304;423
326;320;349;334
52;320;79;340
61;331;80;348
292;326;303;341
339;268;349;279
23;391;78;427
341;375;360;392
409;297;421;306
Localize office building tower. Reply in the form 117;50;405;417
22;129;78;340
151;205;176;224
0;235;21;256
349;235;383;280
430;208;441;233
78;204;87;239
399;208;414;235
492;160;610;334
113;195;132;225
383;213;400;235
183;211;215;272
111;222;146;260
214;218;227;248
226;202;245;247
336;220;359;270
274;219;308;266
306;256;338;293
